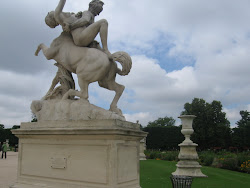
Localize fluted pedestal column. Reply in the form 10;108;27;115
172;115;207;177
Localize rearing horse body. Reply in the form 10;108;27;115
35;32;132;115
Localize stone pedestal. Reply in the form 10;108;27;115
139;138;146;160
172;115;207;177
11;120;147;188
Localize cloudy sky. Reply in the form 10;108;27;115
1;0;250;128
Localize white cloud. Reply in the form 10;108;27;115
223;104;250;128
167;67;198;91
0;70;56;127
1;0;250;128
124;112;153;126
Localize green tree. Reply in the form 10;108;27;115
147;116;175;127
232;110;250;148
0;125;19;146
143;126;184;150
143;116;184;150
12;125;20;129
0;124;6;142
0;129;6;142
182;98;231;149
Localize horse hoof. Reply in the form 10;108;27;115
35;50;39;56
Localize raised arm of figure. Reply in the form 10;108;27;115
70;11;92;30
54;0;67;26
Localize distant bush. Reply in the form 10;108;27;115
145;150;250;173
198;151;216;166
145;150;161;159
143;126;184;150
198;150;250;173
160;151;178;161
216;157;237;171
237;151;250;166
145;150;178;161
240;159;250;173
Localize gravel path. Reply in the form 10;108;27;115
0;152;18;188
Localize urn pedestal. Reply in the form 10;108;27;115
11;120;147;188
172;115;207;177
139;137;146;160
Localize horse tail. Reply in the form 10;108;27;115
112;51;132;76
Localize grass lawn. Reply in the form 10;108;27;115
140;160;250;188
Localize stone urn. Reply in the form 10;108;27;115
172;115;207;177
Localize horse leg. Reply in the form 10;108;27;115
35;43;58;60
99;79;125;116
62;89;81;100
62;78;89;101
35;44;44;56
78;80;89;102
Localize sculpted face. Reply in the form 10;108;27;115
94;3;103;15
89;0;104;16
45;11;59;28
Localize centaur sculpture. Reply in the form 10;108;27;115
35;0;132;116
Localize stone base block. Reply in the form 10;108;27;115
11;120;146;188
172;161;207;177
172;143;207;177
139;153;146;160
31;99;125;122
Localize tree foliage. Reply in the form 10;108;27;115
143;116;183;150
147;116;175;127
0;124;19;146
12;125;20;129
0;128;6;142
182;98;231;149
143;126;184;150
232;110;250;148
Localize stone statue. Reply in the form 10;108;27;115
13;2;144;188
45;0;112;59
42;63;75;100
34;0;132;119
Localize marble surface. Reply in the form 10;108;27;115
31;99;126;122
